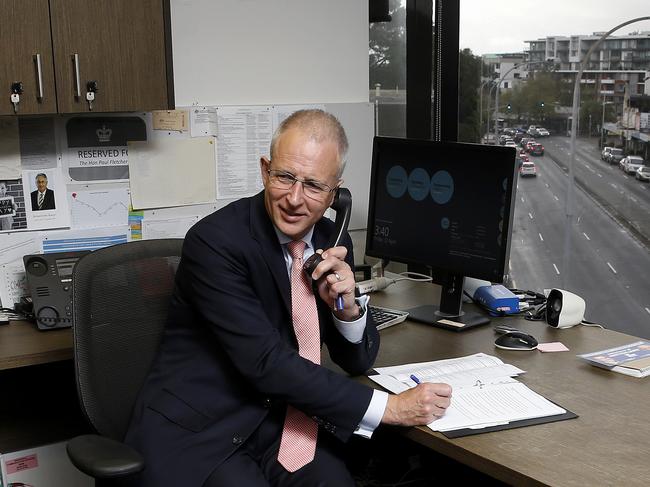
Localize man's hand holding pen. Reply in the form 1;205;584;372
310;246;359;321
381;380;452;426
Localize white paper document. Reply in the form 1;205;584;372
216;106;271;199
370;353;566;432
190;106;218;137
68;186;130;228
129;136;217;210
142;216;199;239
0;117;21;180
0;232;42;308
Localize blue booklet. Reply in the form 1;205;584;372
578;340;650;378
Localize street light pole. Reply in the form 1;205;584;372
600;100;613;148
565;16;650;288
478;79;492;142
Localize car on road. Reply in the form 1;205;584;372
636;165;650;182
536;127;550;137
504;140;518;149
601;146;613;161
519;161;537;177
523;139;537;152
605;148;624;165
620;155;645;174
529;143;544;156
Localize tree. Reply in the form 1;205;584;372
369;1;405;89
458;48;482;142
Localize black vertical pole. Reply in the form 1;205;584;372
406;0;433;140
432;0;459;142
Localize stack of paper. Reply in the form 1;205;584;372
578;341;650;378
370;353;566;432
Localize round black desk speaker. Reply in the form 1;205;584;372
545;289;586;329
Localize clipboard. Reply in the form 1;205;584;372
441;404;578;438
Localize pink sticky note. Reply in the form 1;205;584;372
5;454;38;474
538;342;569;352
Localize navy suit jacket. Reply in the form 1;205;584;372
30;188;55;211
125;191;380;486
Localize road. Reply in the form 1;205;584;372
509;136;650;339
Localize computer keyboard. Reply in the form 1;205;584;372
369;305;409;330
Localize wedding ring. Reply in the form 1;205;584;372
334;272;342;281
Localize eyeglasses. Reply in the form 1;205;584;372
266;169;338;201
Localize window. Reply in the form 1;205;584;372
369;0;406;137
459;2;650;339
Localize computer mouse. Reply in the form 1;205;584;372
494;331;538;351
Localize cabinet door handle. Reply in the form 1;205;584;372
71;53;81;98
33;54;44;100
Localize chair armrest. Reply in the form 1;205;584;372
67;434;145;478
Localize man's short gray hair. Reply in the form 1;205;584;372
35;173;48;181
269;109;349;177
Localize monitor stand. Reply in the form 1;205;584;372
407;274;490;332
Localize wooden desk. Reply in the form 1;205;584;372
368;280;650;486
0;320;73;370
0;321;86;453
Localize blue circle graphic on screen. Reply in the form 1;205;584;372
386;165;408;198
441;217;450;230
407;168;431;201
430;170;454;204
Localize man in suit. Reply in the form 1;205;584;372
125;109;451;487
30;173;55;211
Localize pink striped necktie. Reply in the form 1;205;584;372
277;240;320;472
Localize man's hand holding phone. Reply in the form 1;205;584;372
309;246;359;321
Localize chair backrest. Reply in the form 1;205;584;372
72;239;183;441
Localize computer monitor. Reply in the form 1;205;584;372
365;136;517;330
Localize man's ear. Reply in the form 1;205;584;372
260;156;270;183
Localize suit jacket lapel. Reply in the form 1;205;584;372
249;192;291;314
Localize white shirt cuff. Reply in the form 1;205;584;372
354;389;388;438
332;295;370;344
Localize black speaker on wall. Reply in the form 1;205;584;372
370;0;392;23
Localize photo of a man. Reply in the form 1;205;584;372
30;173;56;211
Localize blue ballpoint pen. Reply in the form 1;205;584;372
410;374;421;384
335;294;344;311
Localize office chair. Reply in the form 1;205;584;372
66;239;183;485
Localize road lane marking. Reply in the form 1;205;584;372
545;183;549;188
554;195;559;201
646;307;650;316
623;175;629;180
630;196;638;203
521;197;525;203
528;212;534;220
552;264;560;275
607;262;617;274
610;183;618;189
583;232;590;241
597;173;602;177
539;233;544;241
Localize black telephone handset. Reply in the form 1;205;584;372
302;187;352;276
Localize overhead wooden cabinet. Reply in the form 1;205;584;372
1;0;173;115
0;0;58;115
50;0;173;113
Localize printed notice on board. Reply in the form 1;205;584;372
152;109;189;132
216;106;271;200
62;114;148;182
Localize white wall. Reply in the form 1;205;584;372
171;0;369;106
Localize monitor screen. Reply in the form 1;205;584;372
365;137;517;329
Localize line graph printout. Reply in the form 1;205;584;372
68;187;130;228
